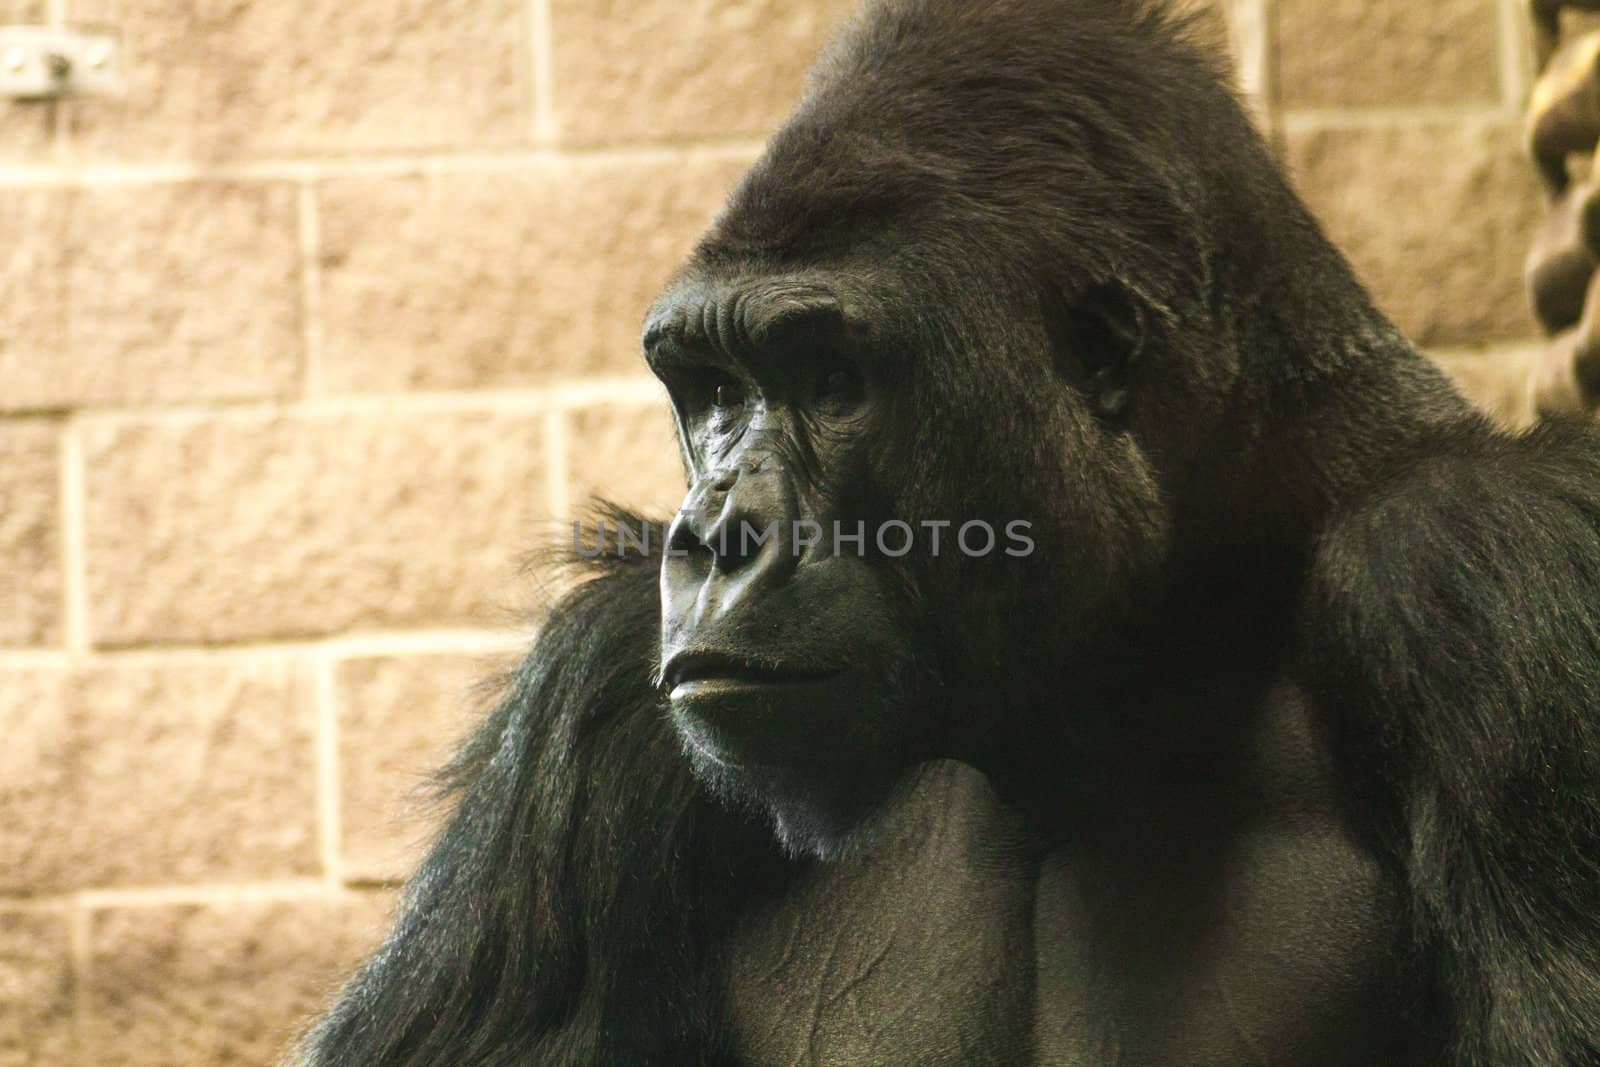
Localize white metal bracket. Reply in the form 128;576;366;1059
0;26;123;99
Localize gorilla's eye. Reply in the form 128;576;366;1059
814;361;863;407
712;381;746;410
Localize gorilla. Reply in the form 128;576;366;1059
299;1;1600;1063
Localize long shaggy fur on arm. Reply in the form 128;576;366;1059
1300;423;1600;1067
294;512;789;1066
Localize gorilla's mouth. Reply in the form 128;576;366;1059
663;648;872;776
663;651;840;697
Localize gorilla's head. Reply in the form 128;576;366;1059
643;0;1353;857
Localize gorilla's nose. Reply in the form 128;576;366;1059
665;462;800;613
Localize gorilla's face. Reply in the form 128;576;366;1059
643;257;1170;856
644;273;942;855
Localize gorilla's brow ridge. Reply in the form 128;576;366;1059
645;283;858;367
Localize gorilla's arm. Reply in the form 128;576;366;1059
296;513;784;1066
1300;423;1600;1066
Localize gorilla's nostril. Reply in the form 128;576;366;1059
666;513;712;561
703;521;752;573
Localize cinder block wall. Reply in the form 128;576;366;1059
0;1;1548;1063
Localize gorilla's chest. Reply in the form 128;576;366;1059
724;762;1037;1063
724;762;1410;1066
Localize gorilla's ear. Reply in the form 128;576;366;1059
1047;279;1149;418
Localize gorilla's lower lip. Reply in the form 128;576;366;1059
670;672;842;701
663;651;838;693
666;666;862;771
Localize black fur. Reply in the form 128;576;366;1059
299;1;1600;1063
298;516;789;1065
1301;424;1600;1064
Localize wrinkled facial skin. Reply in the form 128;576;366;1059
644;274;932;856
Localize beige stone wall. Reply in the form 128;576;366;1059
0;1;1549;1063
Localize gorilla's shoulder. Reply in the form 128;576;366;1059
1301;418;1600;714
1314;420;1600;600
